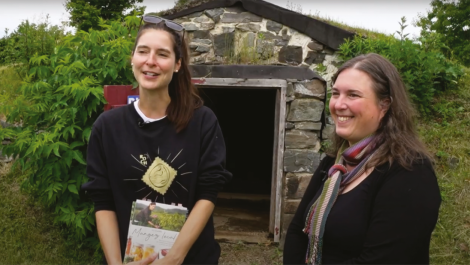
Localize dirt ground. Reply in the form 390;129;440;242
219;241;283;265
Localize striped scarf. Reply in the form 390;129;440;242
303;135;377;265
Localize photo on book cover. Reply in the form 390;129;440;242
123;200;187;263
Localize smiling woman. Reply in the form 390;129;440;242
81;14;232;265
284;53;441;265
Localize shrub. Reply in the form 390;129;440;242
338;33;464;115
0;16;141;247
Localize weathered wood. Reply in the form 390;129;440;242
270;88;281;235
274;84;286;243
192;78;288;89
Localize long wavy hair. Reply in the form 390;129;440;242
327;53;432;169
132;22;203;132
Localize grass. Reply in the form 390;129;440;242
420;68;470;264
0;162;98;265
0;65;22;108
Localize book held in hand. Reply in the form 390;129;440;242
123;199;187;263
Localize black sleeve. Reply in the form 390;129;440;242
81;117;115;212
283;156;334;264
195;110;232;204
341;160;441;264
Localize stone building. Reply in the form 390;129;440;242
160;0;354;246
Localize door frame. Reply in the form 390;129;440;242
193;78;287;242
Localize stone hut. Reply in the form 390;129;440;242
160;0;354;246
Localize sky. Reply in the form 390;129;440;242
0;0;432;39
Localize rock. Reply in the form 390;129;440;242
324;48;335;54
258;31;280;41
213;32;235;56
221;12;262;23
284;149;321;173
287;99;324;122
285;130;318;149
224;6;246;13
223;26;236;33
195;44;211;53
294;80;325;99
192;38;212;45
192;30;211;39
285;173;314;199
287;82;294;97
322;124;335;140
266;20;283;33
182;23;199;31
236;23;261;32
448;156;460;169
295;122;322;130
193;16;211;23
200;22;215;30
275;39;289;47
245;32;256;47
279;213;295;249
1;120;12;128
173;17;191;24
279;46;303;65
204;8;224;23
284;199;301;214
286;96;295;102
186;12;203;18
304;51;326;65
256;40;274;59
327;115;335;124
308;41;324;51
191;54;206;65
285;122;295;130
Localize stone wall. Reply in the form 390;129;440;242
176;6;340;86
177;6;340;244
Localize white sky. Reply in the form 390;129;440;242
0;0;432;39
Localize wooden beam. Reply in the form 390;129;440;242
274;84;286;243
192;78;288;89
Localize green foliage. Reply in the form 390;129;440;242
0;163;100;264
338;23;464;115
0;16;141;247
151;212;186;231
0;16;67;80
416;0;470;66
65;0;145;32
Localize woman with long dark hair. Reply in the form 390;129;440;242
283;53;441;264
82;15;232;265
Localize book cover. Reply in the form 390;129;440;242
123;200;187;263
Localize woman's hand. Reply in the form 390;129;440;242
126;253;158;265
149;254;183;265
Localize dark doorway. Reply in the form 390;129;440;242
199;87;277;243
200;88;276;195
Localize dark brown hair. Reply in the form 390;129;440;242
132;22;203;132
328;53;432;169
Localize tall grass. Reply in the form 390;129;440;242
0;162;99;265
421;68;470;264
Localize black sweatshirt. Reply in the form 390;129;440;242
81;104;232;264
284;156;441;264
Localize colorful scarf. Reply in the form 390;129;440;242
303;135;377;265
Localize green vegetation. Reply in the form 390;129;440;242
151;212;186;231
65;0;145;32
416;0;470;67
0;0;469;264
338;18;464;115
0;162;99;264
0;16;142;256
421;68;470;264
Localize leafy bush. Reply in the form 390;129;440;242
338;30;464;115
0;16;141;247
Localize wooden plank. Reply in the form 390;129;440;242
269;88;281;234
193;78;287;89
274;85;287;242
